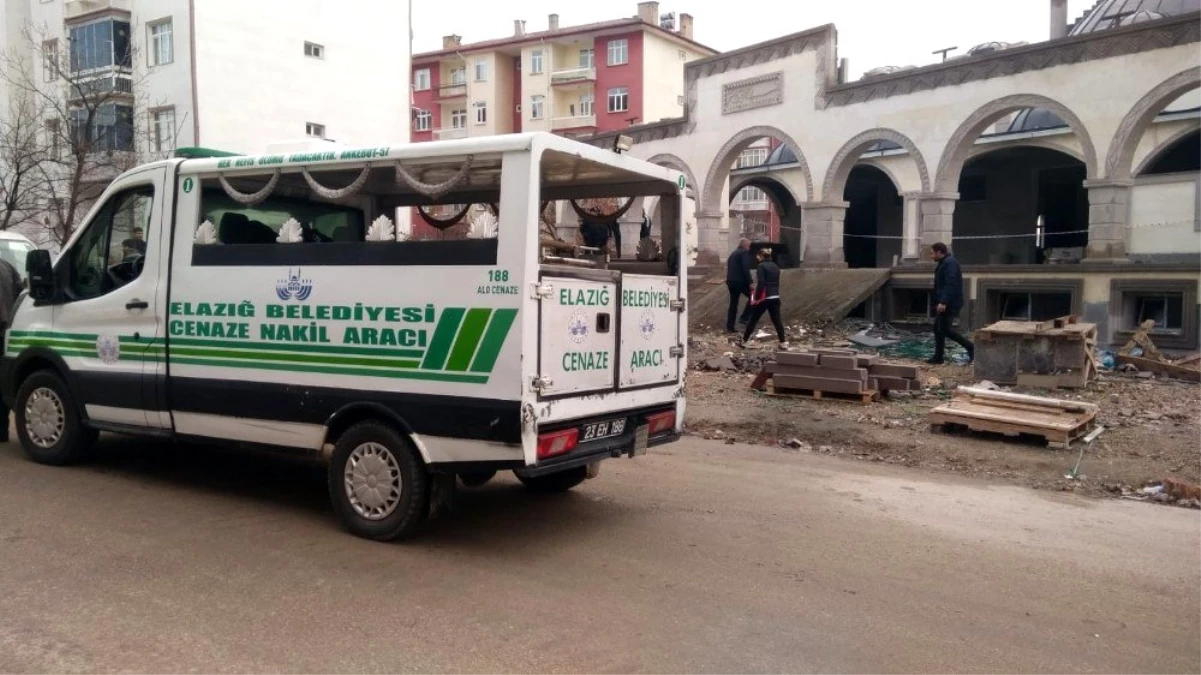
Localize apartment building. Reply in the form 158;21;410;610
3;0;411;157
410;1;714;144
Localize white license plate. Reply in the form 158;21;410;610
581;418;627;442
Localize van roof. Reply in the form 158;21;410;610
176;132;684;202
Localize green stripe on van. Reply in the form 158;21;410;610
444;308;492;372
171;356;487;384
421;308;465;371
470;308;518;374
167;337;423;360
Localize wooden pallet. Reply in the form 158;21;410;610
927;387;1098;449
764;382;880;405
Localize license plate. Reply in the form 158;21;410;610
581;418;627;442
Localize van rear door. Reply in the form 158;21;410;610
618;274;682;389
536;270;617;397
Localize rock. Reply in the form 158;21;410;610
703;357;737;372
1137;371;1154;379
783;438;812;452
975;380;1000;391
711;430;725;439
925;375;943;389
1109;393;1121;404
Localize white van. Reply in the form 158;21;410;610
3;132;687;540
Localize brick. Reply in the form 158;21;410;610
817;354;859;370
776;352;818;367
855;355;879;368
873;376;913;392
772;365;867;383
867;377;878;392
869;363;920;379
773;374;864;395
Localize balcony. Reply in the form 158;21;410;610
436;83;467;100
551;67;596;85
64;0;131;20
551;114;597;131
67;68;134;101
435;128;468;140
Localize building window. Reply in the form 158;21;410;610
474;101;487;124
450;67;466;86
414;109;431;131
1112;280;1197;349
607;39;628;66
733;186;768;209
151;107;176;153
579;92;594;116
305;122;325;138
149;20;173;65
530;95;544;120
304;41;324;59
474;58;487;82
1133;293;1185;333
44;119;61;159
579;48;594;69
69;103;133;152
607;87;628;113
735;147;768;169
451;109;467;129
42;40;59;81
530;50;543;74
414;68;431;90
69;19;131;72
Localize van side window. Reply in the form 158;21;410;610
200;190;365;244
63;187;153;301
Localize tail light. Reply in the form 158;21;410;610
646;411;676;435
537;428;579;460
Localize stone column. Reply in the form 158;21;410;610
779;207;803;268
800;202;848;268
1083;179;1132;262
918;192;958;265
900;192;921;265
694;212;725;265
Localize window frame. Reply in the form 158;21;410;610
529;50;543;75
579;92;594;117
148;18;174;66
59;185;155;303
305;122;326;138
607;86;628;113
150;106;176;153
1111;279;1198;350
529;95;545;120
42;39;59;81
451;109;467;129
474;58;488;82
579;48;594;69
304;41;325;59
414;109;431;132
450;66;466;86
607;39;628;66
413;68;431;91
473;101;487;125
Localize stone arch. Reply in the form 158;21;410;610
1133;122;1201;176
935;94;1099;193
965;138;1088;166
646;153;701;207
730;174;803;210
822;128;930;201
702;126;812;214
1109;68;1201;178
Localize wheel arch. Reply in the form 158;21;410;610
6;348;85;416
321;402;431;464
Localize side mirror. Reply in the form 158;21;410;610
26;249;54;302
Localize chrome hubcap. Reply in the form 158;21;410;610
25;387;65;448
343;442;402;520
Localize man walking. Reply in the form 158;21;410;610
929;242;973;365
740;247;788;349
0;256;23;441
725;238;754;333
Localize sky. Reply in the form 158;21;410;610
412;0;1099;79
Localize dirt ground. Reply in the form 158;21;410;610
684;329;1201;503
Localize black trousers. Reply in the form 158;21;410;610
933;306;973;361
743;298;786;343
726;281;753;331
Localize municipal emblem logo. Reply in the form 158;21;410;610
276;268;313;301
568;311;589;344
639;310;655;340
95;335;120;364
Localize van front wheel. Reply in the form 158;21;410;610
14;370;96;465
327;421;429;541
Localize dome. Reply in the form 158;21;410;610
1005;108;1070;133
863;65;916;80
764;144;798;166
1069;0;1199;35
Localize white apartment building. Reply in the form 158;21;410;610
3;0;411;158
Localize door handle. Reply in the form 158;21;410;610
126;299;149;310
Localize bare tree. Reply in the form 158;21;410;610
0;22;179;247
0;85;49;233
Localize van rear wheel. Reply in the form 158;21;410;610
516;466;589;493
14;370;96;466
327;421;429;541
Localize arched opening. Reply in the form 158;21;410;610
1139;128;1201;176
952;145;1088;265
728;175;800;267
843;163;902;269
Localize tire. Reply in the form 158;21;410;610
14;370;96;466
327;421;429;541
458;470;496;488
516;465;588;493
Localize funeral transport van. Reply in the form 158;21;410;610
2;132;688;540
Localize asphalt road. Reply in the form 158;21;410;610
0;434;1197;674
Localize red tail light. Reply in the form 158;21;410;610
537;428;579;460
646;411;676;435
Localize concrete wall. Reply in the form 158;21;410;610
1129;175;1200;258
131;0;196;150
519;43;551;133
641;31;708;124
193;0;411;151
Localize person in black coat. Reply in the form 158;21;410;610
740;248;788;348
725;238;754;333
929;242;974;364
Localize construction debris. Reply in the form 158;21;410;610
751;349;922;404
973;315;1098;389
1116;320;1201;382
927;386;1100;449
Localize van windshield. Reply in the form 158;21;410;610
201;190;365;244
0;239;35;276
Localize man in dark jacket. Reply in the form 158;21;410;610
740;248;788;348
725;238;754;333
0;257;23;441
929;242;973;364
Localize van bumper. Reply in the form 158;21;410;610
518;404;680;478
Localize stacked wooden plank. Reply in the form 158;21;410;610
751;349;922;404
974;316;1098;389
928;386;1099;449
